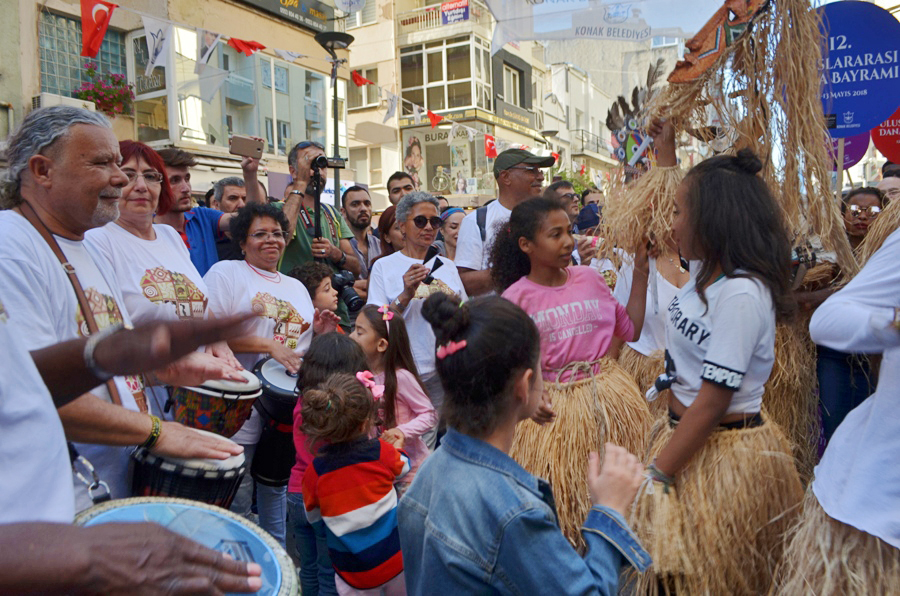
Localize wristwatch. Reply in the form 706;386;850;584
335;252;347;268
289;190;303;197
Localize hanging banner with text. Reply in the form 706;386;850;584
484;0;728;56
872;107;900;164
818;1;900;138
441;0;469;25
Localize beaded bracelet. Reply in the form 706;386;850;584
141;415;162;449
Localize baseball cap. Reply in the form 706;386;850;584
493;148;556;177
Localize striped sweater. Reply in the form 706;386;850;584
303;437;410;589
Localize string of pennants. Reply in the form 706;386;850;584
77;0;564;162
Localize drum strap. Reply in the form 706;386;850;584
18;201;130;408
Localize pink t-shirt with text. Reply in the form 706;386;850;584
502;266;634;381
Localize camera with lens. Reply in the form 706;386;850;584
331;270;363;312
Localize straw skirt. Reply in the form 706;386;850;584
773;489;900;595
509;359;651;551
626;412;804;595
618;344;668;419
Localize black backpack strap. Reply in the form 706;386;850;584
476;205;488;243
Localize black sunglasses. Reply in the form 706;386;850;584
294;141;325;151
412;215;442;229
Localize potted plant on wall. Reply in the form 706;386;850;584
72;62;136;138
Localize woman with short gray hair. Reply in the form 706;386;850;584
366;191;467;445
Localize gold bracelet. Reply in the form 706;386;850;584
141;415;162;449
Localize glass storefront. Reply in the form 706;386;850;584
402;121;496;196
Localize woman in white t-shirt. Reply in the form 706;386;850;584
774;227;900;594
627;149;803;595
367;192;467;442
204;203;337;548
85;141;239;418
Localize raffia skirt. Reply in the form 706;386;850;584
762;320;820;483
618;345;669;419
509;358;651;551
772;489;900;595
625;411;804;595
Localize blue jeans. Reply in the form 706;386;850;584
230;443;287;547
287;492;337;596
817;345;875;443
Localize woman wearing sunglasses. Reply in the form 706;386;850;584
367;192;468;445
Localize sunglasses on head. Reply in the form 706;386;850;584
847;204;881;218
412;215;443;229
294;141;325;151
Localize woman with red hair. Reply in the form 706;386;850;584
85;141;240;417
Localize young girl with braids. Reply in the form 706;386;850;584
627;149;803;595
351;304;436;491
301;373;410;596
489;196;652;549
398;293;649;594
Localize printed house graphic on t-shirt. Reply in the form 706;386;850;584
76;287;144;395
251;292;310;350
140;266;208;319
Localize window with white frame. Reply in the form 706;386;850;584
346;1;377;28
349;146;383;186
503;65;520;107
349;67;379;109
400;36;481;115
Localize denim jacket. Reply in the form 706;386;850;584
398;428;651;595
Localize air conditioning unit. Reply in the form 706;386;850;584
31;93;96;112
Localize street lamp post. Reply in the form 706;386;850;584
315;31;354;210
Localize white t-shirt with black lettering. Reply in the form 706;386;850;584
665;274;775;414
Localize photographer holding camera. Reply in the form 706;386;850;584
279;141;360;331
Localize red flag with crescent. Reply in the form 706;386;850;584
80;0;118;58
484;134;498;158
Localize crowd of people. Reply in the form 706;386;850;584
0;104;897;595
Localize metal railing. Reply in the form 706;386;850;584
571;129;609;157
397;0;493;36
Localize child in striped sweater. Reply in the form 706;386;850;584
302;372;410;596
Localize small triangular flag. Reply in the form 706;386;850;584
352;70;374;87
465;126;476;142
412;105;424;125
274;49;305;62
227;37;265;56
427;110;443;129
383;92;398;123
448;121;461;146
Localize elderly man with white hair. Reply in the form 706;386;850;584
0;106;245;514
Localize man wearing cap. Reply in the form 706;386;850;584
455;148;555;295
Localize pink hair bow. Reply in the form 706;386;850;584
356;370;385;399
436;339;467;360
378;304;394;322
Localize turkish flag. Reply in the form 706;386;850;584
351;70;374;87
227;37;266;56
484;134;498;158
80;0;118;58
551;151;560;161
427;110;444;129
579;163;586;176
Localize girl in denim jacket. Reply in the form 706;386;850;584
398;293;650;595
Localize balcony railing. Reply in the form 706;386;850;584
397;0;493;36
571;129;609;157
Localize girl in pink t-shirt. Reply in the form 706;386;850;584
352;304;437;492
490;196;653;549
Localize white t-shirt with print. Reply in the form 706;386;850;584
614;257;682;356
205;260;314;444
86;223;210;325
86;222;211;417
367;251;468;378
665;275;775;415
811;228;900;548
0;297;74;523
454;199;511;271
0;211;145;512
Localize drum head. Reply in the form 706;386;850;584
75;497;297;596
254;357;299;400
135;429;246;471
185;369;262;399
